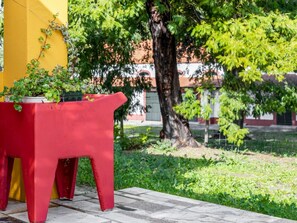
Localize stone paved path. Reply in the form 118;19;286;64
0;187;296;223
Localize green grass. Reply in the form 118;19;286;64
77;126;297;220
193;129;297;156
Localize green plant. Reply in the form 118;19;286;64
0;15;94;111
114;125;153;150
151;140;177;153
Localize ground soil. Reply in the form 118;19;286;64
147;145;297;165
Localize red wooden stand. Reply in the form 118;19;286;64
0;93;127;223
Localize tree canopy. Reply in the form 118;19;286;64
68;0;150;126
66;0;297;145
165;0;297;145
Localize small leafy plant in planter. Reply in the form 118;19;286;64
0;15;94;111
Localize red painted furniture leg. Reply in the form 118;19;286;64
91;154;114;211
55;158;78;200
22;157;58;223
0;154;14;210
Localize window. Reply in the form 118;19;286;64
138;71;150;77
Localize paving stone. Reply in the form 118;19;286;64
51;200;102;215
228;211;295;223
84;192;99;199
115;204;138;212
146;190;207;205
115;192;144;202
168;199;200;208
52;195;92;203
139;193;170;202
119;187;150;195
1;201;27;215
117;192;176;210
117;210;178;223
99;211;149;223
74;186;98;198
11;206;110;223
2;187;296;223
150;208;228;223
127;200;172;213
114;194;136;205
74;186;88;195
0;216;26;223
187;202;241;214
273;219;297;223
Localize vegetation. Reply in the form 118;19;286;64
67;0;297;147
68;0;151;130
174;1;297;145
77;125;297;220
0;16;95;111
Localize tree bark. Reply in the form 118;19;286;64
146;0;199;148
204;120;209;145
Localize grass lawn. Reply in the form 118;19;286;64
77;125;297;220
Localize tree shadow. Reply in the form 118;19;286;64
113;151;297;220
77;149;297;221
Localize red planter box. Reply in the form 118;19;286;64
0;93;127;223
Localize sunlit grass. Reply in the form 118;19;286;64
77;125;297;220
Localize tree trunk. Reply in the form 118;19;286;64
120;118;124;138
204;120;209;145
146;0;199;148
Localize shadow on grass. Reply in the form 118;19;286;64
77;150;297;220
190;129;297;157
205;138;297;157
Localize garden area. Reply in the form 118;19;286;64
77;125;297;221
2;1;297;223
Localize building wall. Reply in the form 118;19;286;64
245;112;274;126
128;63;297;126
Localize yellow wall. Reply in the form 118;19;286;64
0;71;3;93
3;0;68;201
4;0;67;87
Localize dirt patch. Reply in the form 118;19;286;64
147;145;297;165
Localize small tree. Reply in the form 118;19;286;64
175;84;216;145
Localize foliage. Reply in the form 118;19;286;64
114;125;153;150
125;0;297;145
174;81;217;144
68;0;151;123
175;84;217;121
252;78;297;115
191;12;297;82
111;0;297;145
114;125;151;150
0;16;95;111
151;139;177;153
184;2;297;145
174;88;201;120
68;0;297;144
218;89;250;146
0;60;90;111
